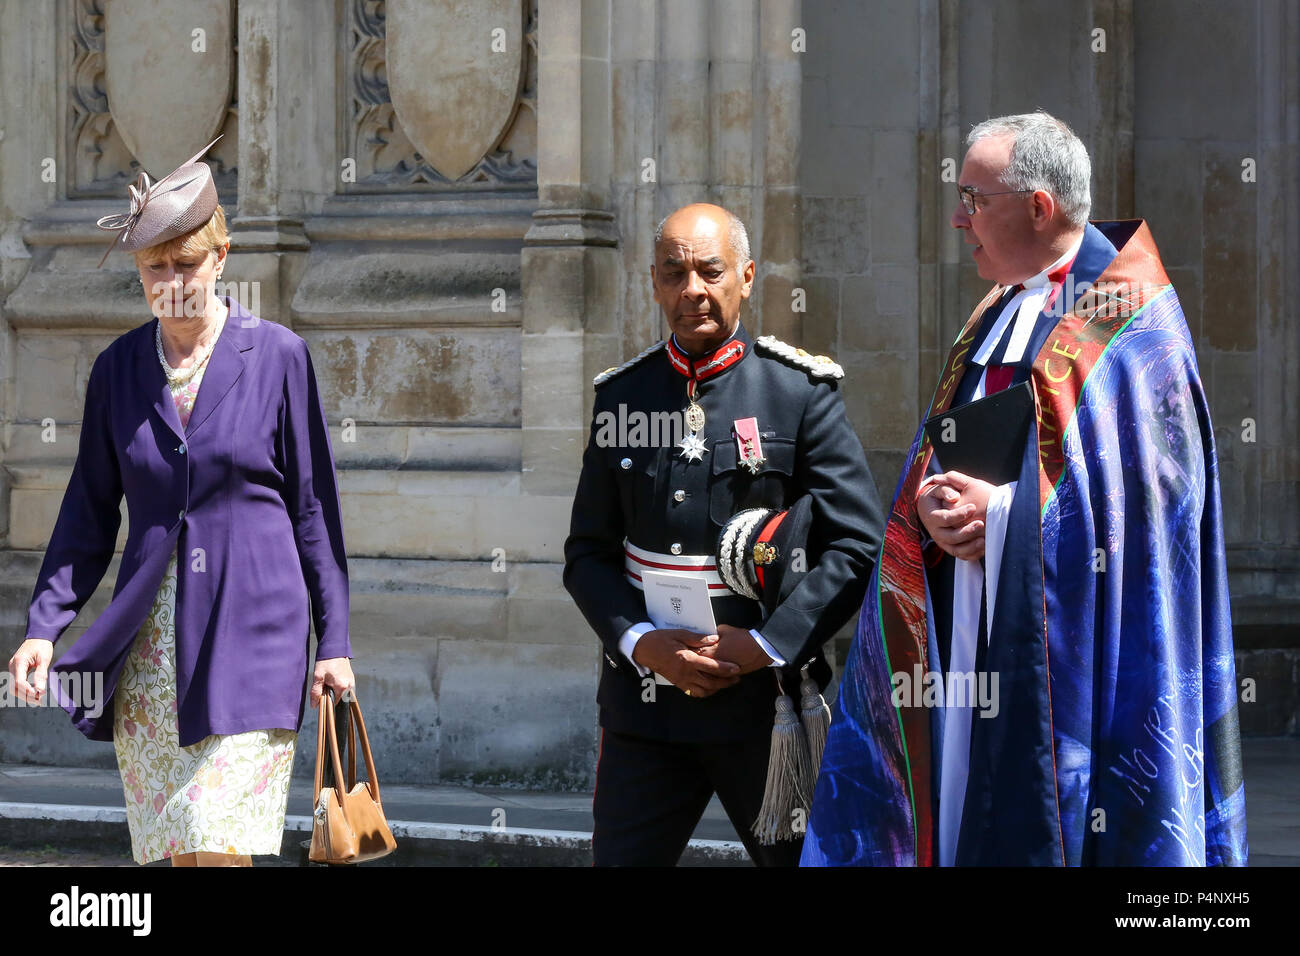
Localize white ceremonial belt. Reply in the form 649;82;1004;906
623;540;729;686
622;540;727;593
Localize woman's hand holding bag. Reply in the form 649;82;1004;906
308;688;397;864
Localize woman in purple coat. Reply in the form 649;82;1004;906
5;140;354;866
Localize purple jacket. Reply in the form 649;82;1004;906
24;297;351;745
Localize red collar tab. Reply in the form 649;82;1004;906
1044;255;1077;310
1014;256;1078;306
1047;258;1074;286
666;337;747;383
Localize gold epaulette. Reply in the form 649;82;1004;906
592;340;666;387
754;335;845;379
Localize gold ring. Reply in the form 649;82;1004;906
685;689;692;697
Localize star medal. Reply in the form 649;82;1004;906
678;431;708;462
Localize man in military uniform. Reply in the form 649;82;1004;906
564;202;884;866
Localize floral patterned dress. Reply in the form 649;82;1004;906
113;342;297;864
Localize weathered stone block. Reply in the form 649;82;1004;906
712;60;755;187
865;449;905;500
520;425;584;497
1134;0;1258;141
758;274;801;344
1260;480;1300;549
507;562;589;645
842;267;920;353
522;331;585;427
870;130;918;264
521;247;586;333
473;495;571;562
347;557;507;642
340;477;568;562
308;329;522;426
826;0;919;129
1234;649;1298;736
800;123;872;199
1201;147;1258;351
14;334;95;423
841;349;919;449
797;274;839;356
802;197;868;275
1135;139;1203;270
761;188;802;266
8;483;127;553
660;60;711;186
436;640;598;789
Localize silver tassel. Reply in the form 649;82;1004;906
751;693;814;846
799;666;832;779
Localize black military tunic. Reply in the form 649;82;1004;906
564;322;885;743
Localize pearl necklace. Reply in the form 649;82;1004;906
156;310;227;386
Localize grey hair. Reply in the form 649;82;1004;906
967;111;1092;228
654;208;752;278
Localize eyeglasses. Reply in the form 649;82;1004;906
957;184;1034;216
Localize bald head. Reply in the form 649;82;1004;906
650;203;755;354
654;204;751;278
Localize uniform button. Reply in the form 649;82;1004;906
620;458;632;470
178;509;185;519
177;444;187;455
673;490;685;503
670;543;682;555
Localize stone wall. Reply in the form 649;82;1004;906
1;0;1297;789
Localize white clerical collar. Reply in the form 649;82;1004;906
1020;232;1084;290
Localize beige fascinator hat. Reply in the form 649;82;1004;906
95;136;223;268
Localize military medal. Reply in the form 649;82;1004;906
666;336;747;464
733;417;766;474
678;378;708;461
677;431;708;462
685;398;706;433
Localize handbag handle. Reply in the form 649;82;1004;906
313;691;329;798
312;688;384;815
314;690;353;828
336;699;357;791
341;691;384;806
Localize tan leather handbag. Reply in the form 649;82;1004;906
308;689;397;865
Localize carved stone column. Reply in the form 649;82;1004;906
754;0;803;344
0;0;60;552
1251;0;1300;613
1088;0;1136;219
522;0;618;495
229;0;311;324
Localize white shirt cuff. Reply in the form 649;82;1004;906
749;629;785;667
618;622;655;677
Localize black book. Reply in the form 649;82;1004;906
922;380;1034;486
